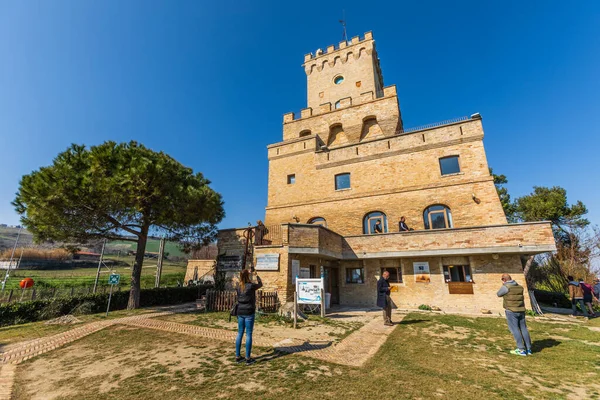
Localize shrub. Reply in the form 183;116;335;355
418;304;432;311
0;285;211;327
533;289;571;308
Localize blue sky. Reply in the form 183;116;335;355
1;1;599;230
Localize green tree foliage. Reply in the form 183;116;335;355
513;186;590;289
514;186;588;244
490;168;515;221
13;141;224;309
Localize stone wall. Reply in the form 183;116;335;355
336;254;529;314
266;119;508;236
280;93;401;142
253;246;292;303
342;221;555;257
184;260;215;284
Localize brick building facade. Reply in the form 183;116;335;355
208;31;555;314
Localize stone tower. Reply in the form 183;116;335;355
305;31;384;111
280;31;403;148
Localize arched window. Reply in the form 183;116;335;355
363;211;388;234
299;130;312;137
424;205;453;230
308;217;327;227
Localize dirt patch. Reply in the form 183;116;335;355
13;326;227;400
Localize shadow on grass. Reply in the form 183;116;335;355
398;319;429;325
272;341;332;354
532;338;561;352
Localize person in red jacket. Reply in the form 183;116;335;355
579;279;596;317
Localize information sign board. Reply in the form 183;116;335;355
296;278;324;304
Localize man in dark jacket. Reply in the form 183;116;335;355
497;273;532;356
377;271;393;326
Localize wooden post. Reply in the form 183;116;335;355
293;291;298;329
93;239;106;294
31;288;36;300
7;289;13;303
155;238;165;288
70;287;75;297
320;288;325;318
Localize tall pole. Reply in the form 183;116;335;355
93;240;106;294
2;226;22;292
155;238;165;288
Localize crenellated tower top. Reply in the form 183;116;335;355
302;31;384;110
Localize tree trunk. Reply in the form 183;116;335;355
127;225;149;309
523;255;535;290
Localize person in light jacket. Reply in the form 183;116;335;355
377;271;393;326
235;269;263;365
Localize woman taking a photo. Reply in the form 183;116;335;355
235;269;262;365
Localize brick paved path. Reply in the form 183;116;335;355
274;316;401;367
0;306;399;399
0;364;16;400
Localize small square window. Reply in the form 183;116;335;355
287;174;296;184
439;156;460;175
346;267;364;284
381;267;402;283
335;173;350;190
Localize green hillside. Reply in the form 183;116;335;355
0;226;188;259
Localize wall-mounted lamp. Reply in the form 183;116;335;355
472;193;481;204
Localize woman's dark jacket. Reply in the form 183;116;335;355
237;276;263;316
376;277;390;308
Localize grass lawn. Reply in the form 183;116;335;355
11;312;600;399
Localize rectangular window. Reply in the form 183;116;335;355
439;156;460;175
335;173;351;190
346;267;364;284
380;267;402;283
443;265;472;283
287;174;295;184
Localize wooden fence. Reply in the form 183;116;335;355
205;289;279;313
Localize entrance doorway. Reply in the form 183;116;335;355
324;267;340;305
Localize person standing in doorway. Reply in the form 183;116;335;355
377;270;393;326
497;273;532;356
399;216;410;232
235;269;263;365
568;276;588;318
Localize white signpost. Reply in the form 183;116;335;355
106;273;120;316
294;277;326;328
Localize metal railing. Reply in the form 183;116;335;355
398;116;469;134
255;224;283;246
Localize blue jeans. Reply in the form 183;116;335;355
235;314;255;358
505;310;532;351
572;299;589;317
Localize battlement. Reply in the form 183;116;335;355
303;31;374;63
283;84;397;123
